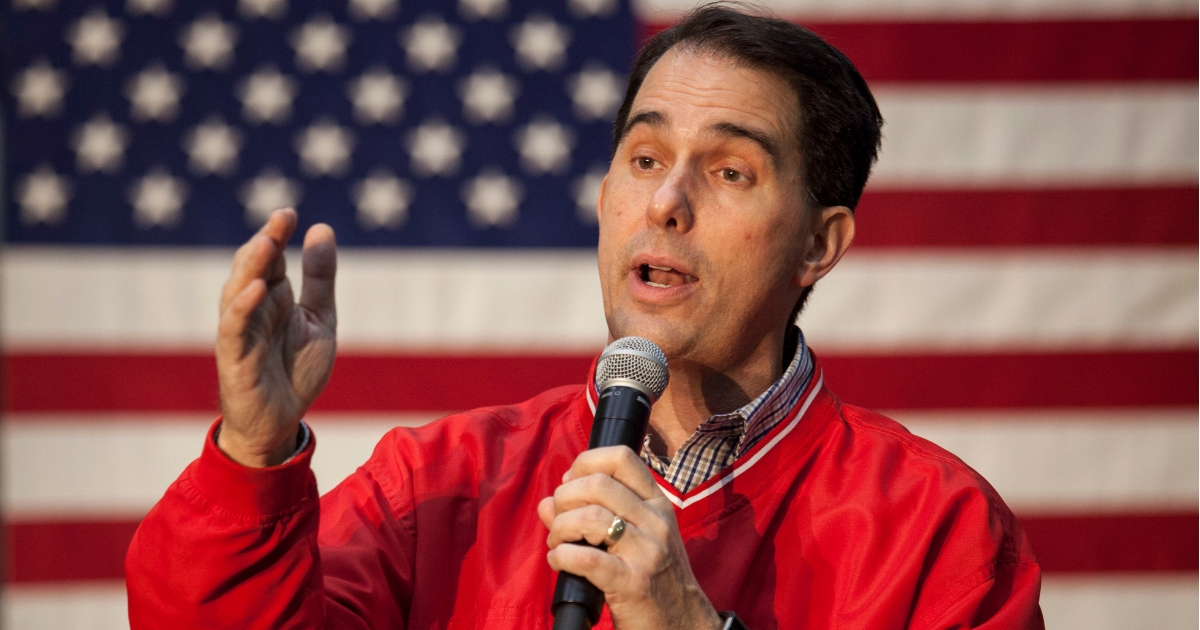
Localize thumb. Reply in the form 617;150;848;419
299;223;337;327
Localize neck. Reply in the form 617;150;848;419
646;327;791;458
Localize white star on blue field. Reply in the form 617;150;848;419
5;0;634;247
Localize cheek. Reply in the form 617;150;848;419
597;219;633;286
599;182;637;230
721;230;804;294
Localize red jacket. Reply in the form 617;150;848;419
126;364;1044;629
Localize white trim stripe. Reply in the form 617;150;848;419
648;333;813;494
657;373;826;510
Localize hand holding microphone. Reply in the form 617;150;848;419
541;338;724;630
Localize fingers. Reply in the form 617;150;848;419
216;278;268;361
545;503;619;549
544;449;717;628
552;471;649;529
298;223;337;327
221;209;297;312
538;496;556;529
546;539;632;595
255;206;298;250
564;446;663;502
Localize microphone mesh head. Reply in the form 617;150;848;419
596;337;669;401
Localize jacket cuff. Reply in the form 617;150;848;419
194;418;317;517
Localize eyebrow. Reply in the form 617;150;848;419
708;121;782;168
616;110;782;168
615;110;665;147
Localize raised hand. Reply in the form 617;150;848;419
215;208;338;467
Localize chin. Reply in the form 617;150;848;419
604;309;695;360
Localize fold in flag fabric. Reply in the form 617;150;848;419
3;0;1196;628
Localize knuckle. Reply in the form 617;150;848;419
640;508;667;532
241;234;263;255
645;544;666;568
650;518;673;542
546;524;565;547
577;448;601;463
552;483;570;505
576;549;602;571
583;473;608;494
217;316;239;336
586;504;609;522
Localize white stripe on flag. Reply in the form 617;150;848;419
4;576;1197;630
4;410;1194;519
4;248;1195;352
896;409;1199;514
1;414;430;519
870;85;1198;188
3;583;128;630
0;248;608;352
1040;574;1200;630
802;248;1197;352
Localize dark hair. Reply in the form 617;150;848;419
612;2;883;211
611;2;883;319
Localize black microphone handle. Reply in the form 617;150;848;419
551;385;653;630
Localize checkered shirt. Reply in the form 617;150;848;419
636;328;815;494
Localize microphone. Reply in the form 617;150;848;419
551;336;670;630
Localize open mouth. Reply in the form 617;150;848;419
638;264;697;288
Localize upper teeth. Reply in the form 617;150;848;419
648;265;673;271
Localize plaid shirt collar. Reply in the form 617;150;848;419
593;327;815;494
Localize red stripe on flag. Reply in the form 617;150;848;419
819;351;1198;410
5;350;1196;412
1021;512;1199;573
1;353;593;413
640;19;1199;82
6;354;223;413
314;354;596;412
853;187;1199;248
6;520;140;583
6;512;1194;583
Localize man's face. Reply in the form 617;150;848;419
597;48;811;370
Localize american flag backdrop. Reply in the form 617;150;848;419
2;0;1196;627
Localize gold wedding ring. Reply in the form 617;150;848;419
605;515;626;546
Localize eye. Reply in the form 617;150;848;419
634;156;657;170
721;168;745;183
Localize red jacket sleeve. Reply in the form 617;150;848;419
903;451;1046;630
924;559;1044;629
125;420;416;629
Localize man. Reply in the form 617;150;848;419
127;5;1044;628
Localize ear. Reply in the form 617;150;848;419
595;175;608;223
795;205;855;288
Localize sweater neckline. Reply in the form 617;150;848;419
580;362;833;516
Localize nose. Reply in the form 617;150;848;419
646;164;694;233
